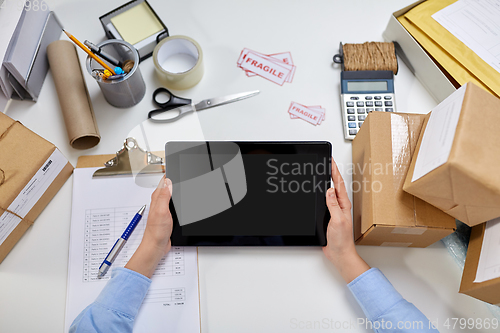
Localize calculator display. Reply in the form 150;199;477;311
347;81;388;92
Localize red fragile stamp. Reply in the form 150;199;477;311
288;102;325;126
237;48;296;85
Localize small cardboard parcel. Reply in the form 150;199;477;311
0;112;73;263
404;82;500;227
460;218;500;305
352;111;455;247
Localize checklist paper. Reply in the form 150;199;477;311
65;168;200;333
237;48;296;85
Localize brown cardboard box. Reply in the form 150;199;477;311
352;112;455;247
404;83;500;226
0;112;73;263
460;222;500;305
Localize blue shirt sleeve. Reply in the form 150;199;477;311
69;267;151;333
348;268;439;333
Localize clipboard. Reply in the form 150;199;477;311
66;148;201;332
76;137;164;176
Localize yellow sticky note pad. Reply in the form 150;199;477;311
111;2;163;45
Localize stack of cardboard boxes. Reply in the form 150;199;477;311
353;82;500;305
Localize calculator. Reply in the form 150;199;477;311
340;70;396;140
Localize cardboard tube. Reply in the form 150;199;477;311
47;40;100;149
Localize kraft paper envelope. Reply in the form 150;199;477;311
398;0;500;99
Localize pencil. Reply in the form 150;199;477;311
63;30;116;75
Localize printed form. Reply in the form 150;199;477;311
65;168;200;333
433;0;500;73
474;218;500;283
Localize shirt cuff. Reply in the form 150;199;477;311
95;267;151;319
347;267;404;321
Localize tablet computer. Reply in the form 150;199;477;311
166;141;332;246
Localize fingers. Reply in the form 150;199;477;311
150;176;173;217
331;159;351;211
326;188;344;222
152;176;173;201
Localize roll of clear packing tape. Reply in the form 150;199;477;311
153;35;204;90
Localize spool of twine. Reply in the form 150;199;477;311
343;42;397;74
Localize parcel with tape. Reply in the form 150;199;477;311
0;113;73;263
403;83;500;227
352;111;455;248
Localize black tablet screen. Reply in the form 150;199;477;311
166;142;331;245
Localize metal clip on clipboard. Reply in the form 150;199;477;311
92;137;164;178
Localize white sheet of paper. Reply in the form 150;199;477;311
474;218;500;283
65;168;200;333
432;0;500;74
411;84;467;182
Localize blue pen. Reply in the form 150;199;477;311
98;205;146;278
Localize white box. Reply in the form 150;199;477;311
383;0;456;103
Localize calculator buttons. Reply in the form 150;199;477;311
343;93;395;140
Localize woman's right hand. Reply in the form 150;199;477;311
322;160;370;283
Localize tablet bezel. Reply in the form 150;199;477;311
166;141;332;246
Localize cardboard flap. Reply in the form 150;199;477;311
77;154;115;168
450;84;500;207
450;163;500;208
352;114;374;237
414;196;456;229
454;205;500;227
356;224;454;247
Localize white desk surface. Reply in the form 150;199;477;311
0;0;496;332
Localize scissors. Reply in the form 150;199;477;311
148;87;260;123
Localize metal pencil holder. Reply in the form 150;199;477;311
86;39;145;108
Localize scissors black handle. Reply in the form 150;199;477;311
148;87;192;120
152;87;192;109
